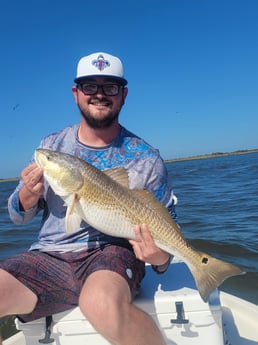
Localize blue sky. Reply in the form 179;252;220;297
0;0;257;178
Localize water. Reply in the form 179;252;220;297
0;181;40;261
0;152;258;339
166;152;258;304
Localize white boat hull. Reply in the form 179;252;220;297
220;293;258;344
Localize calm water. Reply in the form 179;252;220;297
166;152;258;305
0;152;258;338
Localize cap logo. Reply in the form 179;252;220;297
92;54;110;71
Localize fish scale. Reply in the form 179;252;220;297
35;148;244;302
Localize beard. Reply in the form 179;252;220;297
80;108;120;129
78;97;122;129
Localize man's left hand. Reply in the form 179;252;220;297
129;224;170;266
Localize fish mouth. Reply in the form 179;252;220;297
34;149;46;168
34;150;40;166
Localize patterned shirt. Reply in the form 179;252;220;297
8;124;176;252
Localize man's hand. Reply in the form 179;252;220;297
21;163;44;196
19;163;44;211
129;224;170;266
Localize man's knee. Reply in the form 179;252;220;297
79;271;131;335
79;290;131;343
79;281;124;322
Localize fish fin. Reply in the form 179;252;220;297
65;193;82;233
189;252;245;302
132;190;178;226
103;167;129;188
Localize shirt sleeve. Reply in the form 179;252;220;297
8;184;40;225
152;254;173;274
144;155;177;221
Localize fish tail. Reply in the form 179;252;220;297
189;253;244;302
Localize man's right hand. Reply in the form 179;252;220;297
19;163;44;211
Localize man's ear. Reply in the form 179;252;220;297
72;85;79;104
122;87;128;105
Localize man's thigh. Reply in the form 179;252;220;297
0;251;80;321
0;268;37;315
77;244;145;299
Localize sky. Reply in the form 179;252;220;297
0;0;257;178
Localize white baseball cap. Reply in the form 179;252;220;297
74;52;127;85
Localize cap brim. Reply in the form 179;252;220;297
74;75;128;86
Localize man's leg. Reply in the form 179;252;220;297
0;269;37;317
79;270;166;345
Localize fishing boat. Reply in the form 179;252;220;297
3;259;258;345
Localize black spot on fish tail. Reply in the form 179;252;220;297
202;257;209;264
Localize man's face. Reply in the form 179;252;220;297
72;77;128;129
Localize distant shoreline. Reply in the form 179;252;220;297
0;177;19;183
165;148;258;163
1;149;258;182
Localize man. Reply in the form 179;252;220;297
0;52;176;344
